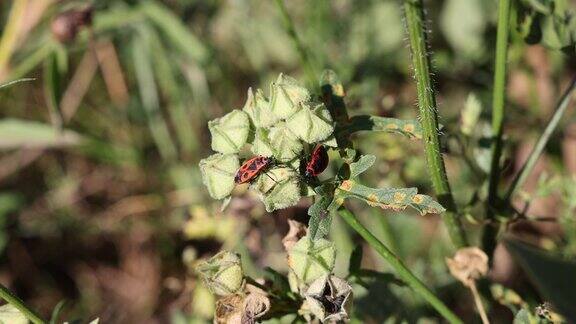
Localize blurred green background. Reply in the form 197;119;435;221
0;0;575;322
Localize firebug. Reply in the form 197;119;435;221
301;145;329;179
234;156;273;184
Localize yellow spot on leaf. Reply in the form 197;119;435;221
386;123;399;130
340;180;353;191
393;192;407;203
367;193;378;203
412;194;424;204
403;123;415;133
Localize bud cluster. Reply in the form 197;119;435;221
199;74;336;211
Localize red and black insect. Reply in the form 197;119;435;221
301;145;329;179
234;156;273;184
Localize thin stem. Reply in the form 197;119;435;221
483;0;512;255
505;75;576;201
402;0;467;248
273;0;317;88
469;281;489;324
339;208;463;324
0;284;45;324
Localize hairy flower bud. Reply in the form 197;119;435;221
288;237;336;285
197;251;245;296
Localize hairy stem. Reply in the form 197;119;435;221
339;208;463;324
483;0;512;255
273;0;317;88
0;284;45;324
402;0;467;248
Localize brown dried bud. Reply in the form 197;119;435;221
242;291;271;323
446;247;488;287
51;7;93;43
282;219;307;252
215;294;244;324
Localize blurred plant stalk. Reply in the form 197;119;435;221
0;0;54;81
483;0;512;257
402;0;467;248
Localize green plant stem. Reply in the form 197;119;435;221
505;75;576;201
402;0;467;248
339;208;463;324
483;0;512;255
0;284;45;324
273;0;317;88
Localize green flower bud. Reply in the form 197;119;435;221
197;251;245;296
209;110;250;154
250;167;302;212
251;128;275;157
270;73;311;119
285;102;334;144
243;88;278;128
268;122;303;162
461;93;482;136
288;237;336;284
199;153;239;199
304;275;353;323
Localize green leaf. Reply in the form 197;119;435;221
0;304;28;324
140;1;209;64
270;74;311;119
43;46;67;128
285;103;334;144
132;32;178;161
49;300;66;324
332;180;445;215
208;110;250;154
504;238;576;321
199;153;239;200
243;88;278;128
342;115;423;139
348;245;363;275
308;193;334;241
0;118;82;150
268;122;303;162
349;155;376;178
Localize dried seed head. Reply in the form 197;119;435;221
242;291;271;322
304;275;353;323
196;251;245;296
446;247;488;287
215;294;244;324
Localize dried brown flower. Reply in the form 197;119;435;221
446;247;488;287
